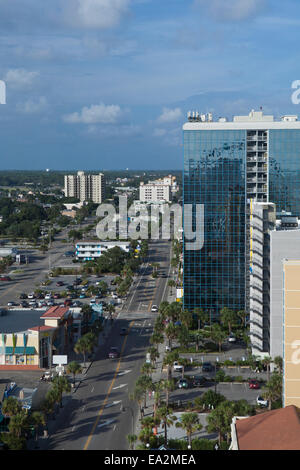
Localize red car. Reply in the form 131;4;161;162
249;380;260;389
108;347;120;359
0;276;11;281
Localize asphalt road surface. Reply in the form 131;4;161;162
45;240;172;450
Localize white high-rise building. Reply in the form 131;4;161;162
64;171;105;204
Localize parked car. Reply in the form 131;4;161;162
0;276;11;281
19;293;27;299
177;378;189;389
202;362;213;372
56;281;64;287
191;376;207;388
249;380;260;389
108;347;120;359
20;301;29;308
64;299;72;307
72;301;82;307
257;396;268;407
228;334;236;343
111;292;118;299
45;293;52;300
7;301;16;307
79;293;86;299
151;305;158;312
173;362;183;372
27;293;36;299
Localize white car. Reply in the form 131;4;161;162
151;305;159;312
173;362;183;372
27;293;35;299
256;396;268;407
45;293;52;300
228;334;236;343
111;293;118;299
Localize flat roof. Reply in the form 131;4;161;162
0;309;45;333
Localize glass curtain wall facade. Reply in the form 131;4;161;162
269;129;300;217
183;130;246;317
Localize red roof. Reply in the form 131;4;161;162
29;325;56;332
41;306;69;319
236;406;300;450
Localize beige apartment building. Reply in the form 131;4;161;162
64;171;105;204
283;260;300;408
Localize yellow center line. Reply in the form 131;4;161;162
148;280;159;312
83;320;134;450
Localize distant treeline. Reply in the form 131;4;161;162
0;170;182;188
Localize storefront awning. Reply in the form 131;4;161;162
5;347;13;355
14;347;25;354
25;347;36;355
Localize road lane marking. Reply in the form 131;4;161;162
83;320;134;450
112;384;127;390
117;370;131;376
97;419;115;429
105;400;121;409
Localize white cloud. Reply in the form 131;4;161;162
72;0;131;29
87;123;141;137
195;0;265;22
16;96;48;114
4;68;39;89
63;103;124;124
157;107;183;124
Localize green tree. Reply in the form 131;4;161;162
206;401;236;445
175;412;202;448
210;323;227;352
156;405;177;445
52;376;71;408
220;307;237;334
67;361;83;386
263;372;282;410
1;397;22;417
127;434;137;450
29;411;46;447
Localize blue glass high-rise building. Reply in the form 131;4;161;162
183;110;300;317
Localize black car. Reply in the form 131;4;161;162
202;362;213;372
191;376;207;388
19;293;27;299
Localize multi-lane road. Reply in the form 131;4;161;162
44;239;172;450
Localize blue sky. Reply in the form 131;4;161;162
0;0;300;170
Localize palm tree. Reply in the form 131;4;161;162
74;334;94;367
165;323;178;350
148;347;159;366
274;356;283;374
135;375;153;409
262;356;272;381
29;411;46;447
156;405;177;445
175;412;202;448
141;362;155;378
130;386;144;419
52;376;71;408
163;351;179;381
237;309;247;328
8;409;28;439
210;324;227;353
67;361;83;386
127;434;137;450
150;332;164;349
206;401;235;445
193;307;208;330
263;372;282;410
180;309;193;329
160;379;175;408
168;280;176;295
1;396;22;417
220;307;237;334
